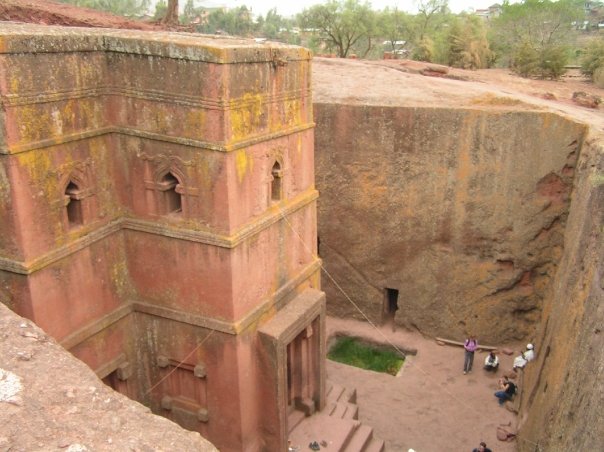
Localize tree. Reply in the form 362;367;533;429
415;0;450;40
257;8;289;39
378;7;416;55
199;6;255;37
299;0;377;58
162;0;179;24
413;36;435;61
181;0;196;24
491;0;583;78
581;38;604;79
446;14;493;69
57;0;150;16
153;0;167;20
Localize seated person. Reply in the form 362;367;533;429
494;376;517;406
483;351;499;372
513;343;535;369
472;442;492;452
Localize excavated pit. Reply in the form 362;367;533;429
315;104;585;344
312;57;603;452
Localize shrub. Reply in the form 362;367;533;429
511;41;539;77
581;40;604;79
413;36;434;62
511;41;568;79
594;66;604;89
539;45;569;79
447;15;494;70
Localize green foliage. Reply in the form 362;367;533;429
408;0;455;64
491;0;583;77
180;0;197;24
57;0;150;16
153;0;167;20
257;8;290;39
511;40;540;77
539;44;570;78
327;337;404;375
415;0;450;40
298;0;377;58
198;6;255;36
581;39;604;78
511;41;570;79
413;36;435;62
379;7;416;53
447;14;493;69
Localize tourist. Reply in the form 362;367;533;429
463;335;478;374
472;441;492;452
494;376;517;406
483;351;499;372
513;343;535;370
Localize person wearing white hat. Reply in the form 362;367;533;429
513;343;535;369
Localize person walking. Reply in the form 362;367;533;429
463;335;478;374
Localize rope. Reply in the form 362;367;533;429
144;329;215;396
278;206;542;450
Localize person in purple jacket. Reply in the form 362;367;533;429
463;335;478;374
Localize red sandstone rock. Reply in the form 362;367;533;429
0;0;158;29
572;91;601;108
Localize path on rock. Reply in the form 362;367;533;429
323;317;523;452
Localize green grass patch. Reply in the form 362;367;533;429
327;337;404;376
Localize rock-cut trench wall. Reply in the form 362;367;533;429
314;104;587;343
514;135;603;452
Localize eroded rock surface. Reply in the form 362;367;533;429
515;137;604;452
314;58;586;343
0;303;217;451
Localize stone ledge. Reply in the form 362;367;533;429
0;189;318;274
58;258;322;349
0;23;312;63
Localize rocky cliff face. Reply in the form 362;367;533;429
515;136;603;451
315;103;586;343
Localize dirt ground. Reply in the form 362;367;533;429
325;316;527;452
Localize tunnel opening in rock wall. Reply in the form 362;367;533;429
382;287;399;326
314;103;587;345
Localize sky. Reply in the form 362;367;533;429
175;0;503;19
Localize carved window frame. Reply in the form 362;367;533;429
269;158;285;205
145;165;198;218
60;171;95;231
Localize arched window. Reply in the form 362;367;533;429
65;181;83;227
160;172;182;214
270;161;282;202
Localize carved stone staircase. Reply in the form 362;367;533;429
288;383;385;452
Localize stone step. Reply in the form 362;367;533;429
289;414;360;452
328;401;359;420
342;424;372;451
327;383;357;404
326;383;346;402
363;438;386;452
289;381;385;452
288;409;306;433
343;403;359;420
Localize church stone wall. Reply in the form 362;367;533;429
0;24;320;452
